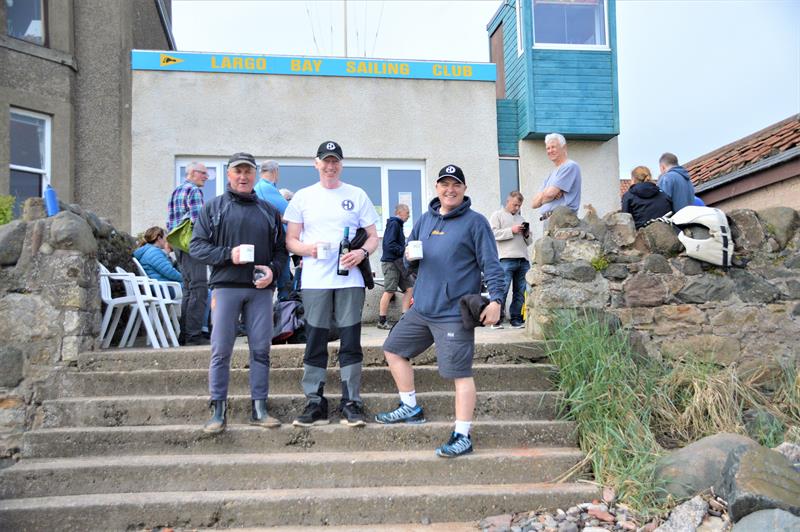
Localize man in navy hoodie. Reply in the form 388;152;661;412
657;152;696;213
377;203;414;329
374;164;505;458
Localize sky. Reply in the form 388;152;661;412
172;0;800;179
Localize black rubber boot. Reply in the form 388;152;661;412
203;399;227;434
250;399;281;428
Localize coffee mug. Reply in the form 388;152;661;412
407;240;423;260
239;244;255;263
316;242;331;260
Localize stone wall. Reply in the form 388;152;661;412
526;206;800;369
0;199;135;460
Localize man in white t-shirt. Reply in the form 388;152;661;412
284;141;380;428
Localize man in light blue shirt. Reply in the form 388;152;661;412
531;133;582;221
255;160;291;300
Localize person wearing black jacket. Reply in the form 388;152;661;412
377;204;414;329
190;152;288;434
622;166;673;229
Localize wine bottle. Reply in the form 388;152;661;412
337;227;351;276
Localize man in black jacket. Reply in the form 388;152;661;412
190;152;288;434
377;204;414;329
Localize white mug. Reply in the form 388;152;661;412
407;240;423;260
239;244;255;263
316;242;331;260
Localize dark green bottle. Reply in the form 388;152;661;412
337;227;351;276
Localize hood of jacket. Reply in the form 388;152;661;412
630;181;662;199
670;165;691;181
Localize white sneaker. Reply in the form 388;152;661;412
490;323;504;330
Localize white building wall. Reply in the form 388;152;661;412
130;71;500;233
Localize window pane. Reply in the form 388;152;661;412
10;169;42;218
388;169;422;235
341;167;382;226
279;165;321;196
499;159;520;206
533;0;606;46
10;112;46;169
7;0;44;45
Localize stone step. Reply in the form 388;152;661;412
0;447;586;499
22;420;578;458
0;482;599;530
77;341;549;371
40;391;561;428
45;364;556;398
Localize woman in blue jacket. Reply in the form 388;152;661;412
133;226;183;283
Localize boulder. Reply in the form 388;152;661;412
729;269;781;304
661;334;741;365
643;254;672;274
634;221;683;256
722;444;800;521
49;211;97;255
654;433;759;500
82;210;113;238
623;274;671;307
672;256;704;276
603;212;637;247
728;209;766;253
0;346;23;388
533;236;561;265
531;276;609;309
22;197;46;221
785;254;800;269
676;274;735;303
548;206;580;231
757;207;800;249
602;263;629;281
560;239;603;263
773;442;800;468
0;220;27;266
540;260;597;282
732;509;800;532
654;496;708;532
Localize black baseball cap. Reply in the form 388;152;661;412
228;152;257;168
437;164;466;185
317;141;344;160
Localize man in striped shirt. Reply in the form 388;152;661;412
167;162;210;346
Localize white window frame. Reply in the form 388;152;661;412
515;0;524;56
9;108;52;194
531;0;610;51
174;157;426;237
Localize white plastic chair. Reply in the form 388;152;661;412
114;266;179;348
98;263;162;349
131;256;182;337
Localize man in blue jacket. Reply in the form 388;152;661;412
254;160;291;301
657;152;696;213
377;203;414;329
374;164;504;458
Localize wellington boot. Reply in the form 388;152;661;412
250;399;281;428
203;399;227;434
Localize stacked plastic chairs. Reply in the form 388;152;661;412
131;257;182;339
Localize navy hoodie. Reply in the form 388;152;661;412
621;182;673;229
381;216;406;262
406;196;504;321
657;166;695;212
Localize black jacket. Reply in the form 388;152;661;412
381;216;405;262
190;188;288;288
621;182;673;229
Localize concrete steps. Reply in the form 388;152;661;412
0;339;596;529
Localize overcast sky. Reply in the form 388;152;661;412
172;0;800;179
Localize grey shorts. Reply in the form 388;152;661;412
382;308;475;379
381;260;414;292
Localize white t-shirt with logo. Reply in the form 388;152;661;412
284;181;379;289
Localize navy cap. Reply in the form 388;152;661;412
317;141;343;160
227;152;257;168
437;164;466;185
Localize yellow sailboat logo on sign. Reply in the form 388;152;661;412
160;54;183;67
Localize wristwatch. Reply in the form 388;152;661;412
360;248;369;258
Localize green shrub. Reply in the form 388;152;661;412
0;195;14;225
590;254;610;271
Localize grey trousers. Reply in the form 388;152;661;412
301;287;365;403
209;287;274;400
177;250;208;341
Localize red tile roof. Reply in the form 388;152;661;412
685;114;800;186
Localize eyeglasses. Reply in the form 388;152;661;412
193;170;208;175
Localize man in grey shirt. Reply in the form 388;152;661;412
531;133;582;220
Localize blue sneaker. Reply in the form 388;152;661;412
374;402;426;424
435;432;473;458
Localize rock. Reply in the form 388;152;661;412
773;442;800;465
531;276;609;309
695;515;727;532
743;408;781;442
618;521;637;531
0;220;27;265
541;260;597;282
671;256;704;276
732;508;800;531
548;206;580;231
729;269;781;303
604;212;637;247
556;522;577;532
655;496;708;532
0;293;64;367
676;274;735;303
602;486;615;504
560;239;603;263
22;197;47;221
644;254;672;274
602;263;628;280
0;346;23;388
479;513;513;530
82;210;113;238
634;221;683;256
785;254;800;269
661;335;741;365
652;305;706;335
757;207;800;249
728;209;766;253
722;444;800;521
587;508;614;523
623;274;670;307
49;211;97;254
534;237;560;265
655;433;760;500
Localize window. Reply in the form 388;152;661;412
515;0;523;56
175;158;425;235
499;158;520;206
10;109;51;218
533;0;607;49
7;0;46;46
